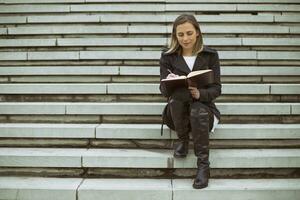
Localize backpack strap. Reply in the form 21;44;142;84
161;97;171;136
161;121;164;136
161;102;167;136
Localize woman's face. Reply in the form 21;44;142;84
176;22;199;52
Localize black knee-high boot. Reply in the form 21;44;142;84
190;103;210;189
169;98;190;158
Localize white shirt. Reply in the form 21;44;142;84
183;56;197;71
183;56;219;133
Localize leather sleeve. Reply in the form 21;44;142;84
199;51;222;102
159;53;173;97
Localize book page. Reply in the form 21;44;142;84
161;75;187;81
187;69;212;78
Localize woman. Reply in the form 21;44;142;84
159;14;221;189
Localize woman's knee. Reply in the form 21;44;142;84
169;98;185;108
190;102;209;118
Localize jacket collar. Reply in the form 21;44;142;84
201;45;216;54
176;46;214;74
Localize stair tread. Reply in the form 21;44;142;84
1;66;299;76
1;176;300;200
0;123;299;139
0;102;299;115
0;148;299;168
0;83;299;95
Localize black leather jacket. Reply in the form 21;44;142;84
159;45;221;120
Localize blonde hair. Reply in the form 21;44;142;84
165;14;203;55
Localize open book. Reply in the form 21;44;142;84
161;69;214;95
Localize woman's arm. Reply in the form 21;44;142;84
159;53;173;97
198;52;222;102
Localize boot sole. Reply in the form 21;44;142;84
173;153;187;158
192;183;208;189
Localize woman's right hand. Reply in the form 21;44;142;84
166;73;179;79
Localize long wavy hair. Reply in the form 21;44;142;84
165;14;204;55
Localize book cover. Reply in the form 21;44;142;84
161;69;214;95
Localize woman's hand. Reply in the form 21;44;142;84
188;86;200;99
166;73;179;79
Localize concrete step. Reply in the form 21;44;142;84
0;4;71;13
100;124;300;140
0;176;82;200
2;137;300;149
1;50;300;61
1;0;300;3
171;179;300;200
2;93;298;103
166;3;300;12
0;123;300;149
0;66;299;85
0;123;299;139
0;123;97;138
1;3;299;13
1;123;299;149
2;37;300;47
1;13;299;24
169;0;300;3
1;176;299;200
3;24;298;35
1;66;299;76
2;75;298;85
0;83;298;95
0;102;298;115
0;147;299;168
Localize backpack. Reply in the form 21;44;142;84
161;100;175;135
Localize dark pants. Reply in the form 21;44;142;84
169;88;214;156
169;88;214;188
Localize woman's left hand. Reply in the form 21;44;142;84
188;86;200;100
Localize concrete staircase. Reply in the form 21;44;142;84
0;0;300;199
